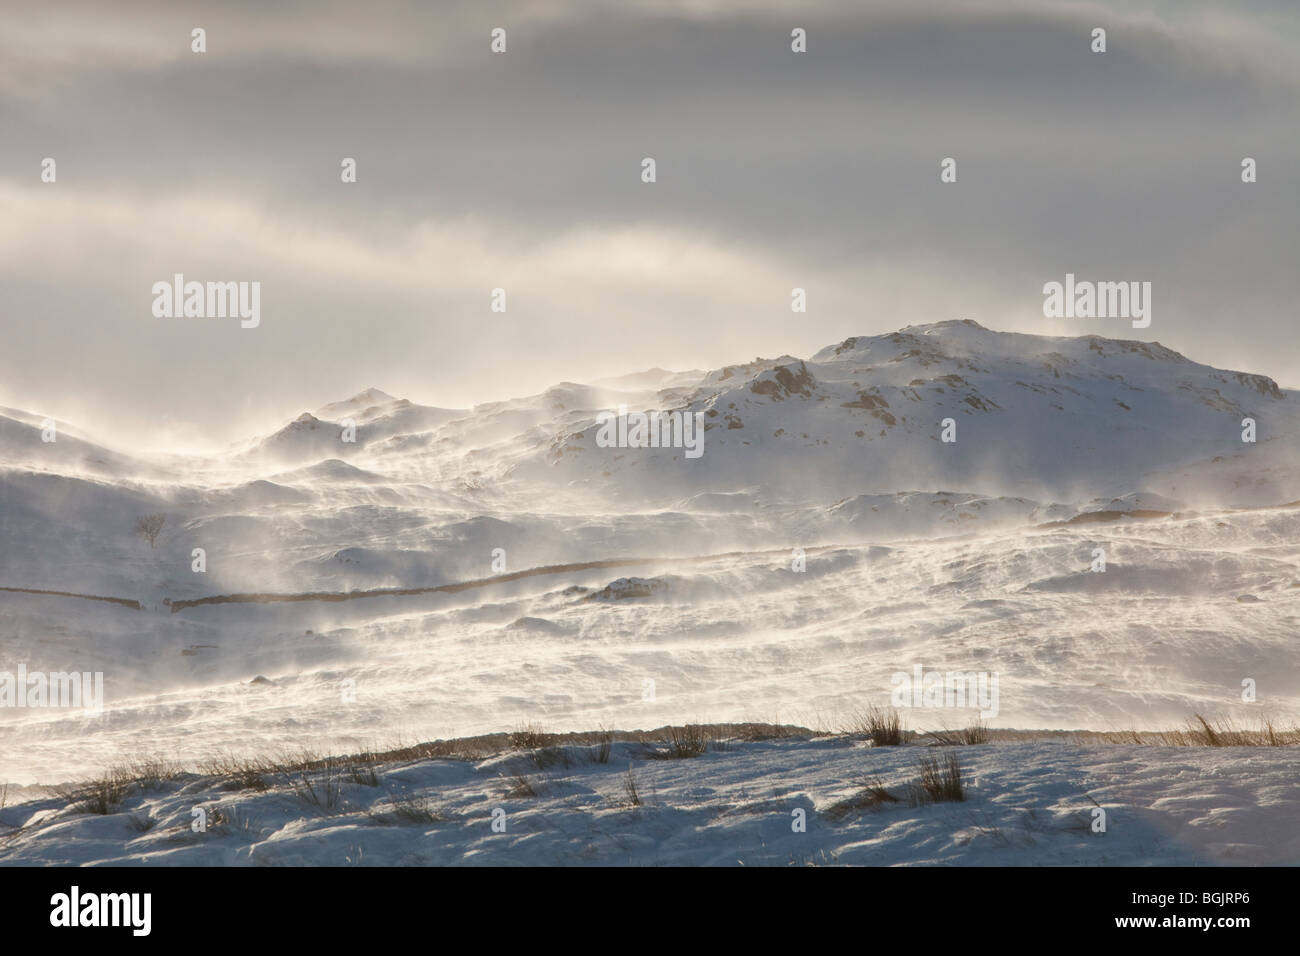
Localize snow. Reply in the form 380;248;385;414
2;737;1297;865
1;320;1298;863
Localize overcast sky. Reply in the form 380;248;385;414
1;0;1296;449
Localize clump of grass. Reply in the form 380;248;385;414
205;805;258;837
506;723;573;769
347;765;380;787
528;746;573;770
285;757;347;813
393;795;452;823
1265;718;1281;747
506;772;539;798
202;753;273;791
369;794;453;825
654;724;712;758
622;768;643;807
925;719;990;746
589;729;613;764
1060;791;1105;833
1161;715;1281;747
1095;715;1299;747
823;777;901;821
1195;714;1225;746
963;819;1012;847
61;770;131;815
57;756;190;816
912;751;964;805
126;757;183;791
510;724;549;750
848;704;904;746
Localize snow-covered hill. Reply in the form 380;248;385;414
538;320;1297;503
1;321;1298;787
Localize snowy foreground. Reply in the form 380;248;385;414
2;734;1298;866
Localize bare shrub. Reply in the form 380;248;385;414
655;724;711;758
134;513;166;549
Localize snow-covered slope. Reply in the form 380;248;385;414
1;321;1297;787
4;736;1298;866
539;320;1297;503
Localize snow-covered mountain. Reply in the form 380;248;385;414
536;320;1295;503
2;321;1298;784
173;319;1299;508
4;320;1294;599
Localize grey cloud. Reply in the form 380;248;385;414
0;0;1296;445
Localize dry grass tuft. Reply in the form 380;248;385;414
505;772;539;798
924;719;990;746
202;753;274;791
1092;715;1300;747
847;705;905;746
823;777;902;820
912;751;965;805
653;724;713;758
368;794;454;825
622;768;643;807
58;769;132;815
589;729;613;764
510;724;550;750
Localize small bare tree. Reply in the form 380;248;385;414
134;513;166;549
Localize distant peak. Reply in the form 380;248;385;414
312;387;401;420
908;319;988;332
